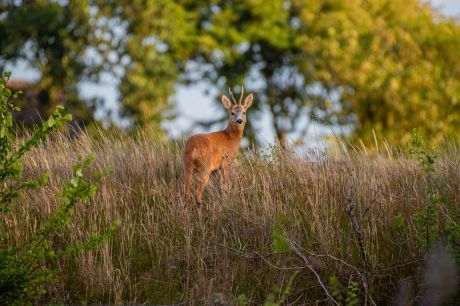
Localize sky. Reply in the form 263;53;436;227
6;0;460;145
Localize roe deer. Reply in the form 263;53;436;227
183;86;253;207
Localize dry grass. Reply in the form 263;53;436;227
3;129;460;304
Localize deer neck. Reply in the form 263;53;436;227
225;121;244;143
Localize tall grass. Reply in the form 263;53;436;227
4;129;459;304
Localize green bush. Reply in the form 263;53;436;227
410;130;460;257
0;72;115;304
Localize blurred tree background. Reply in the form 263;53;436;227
0;0;99;126
1;0;459;146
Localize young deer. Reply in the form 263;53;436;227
183;86;253;207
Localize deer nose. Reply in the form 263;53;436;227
236;118;243;124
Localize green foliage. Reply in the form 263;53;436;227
410;129;437;174
189;0;307;147
3;1;460;145
301;0;460;145
271;224;292;253
0;1;98;122
0;72;71;213
264;271;299;306
92;0;196;135
175;0;460;146
264;226;298;305
410;131;460;259
414;192;441;251
236;293;249;306
329;276;360;306
393;214;406;234
0;72;115;304
410;130;440;251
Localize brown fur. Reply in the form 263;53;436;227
183;89;253;207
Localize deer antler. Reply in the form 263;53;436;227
238;85;244;104
228;87;237;104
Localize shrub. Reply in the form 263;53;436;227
0;72;115;304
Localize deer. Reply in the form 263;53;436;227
183;86;253;207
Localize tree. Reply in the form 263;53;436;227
0;0;105;125
94;0;312;146
190;0;460;146
93;0;197;138
3;0;460;145
186;0;309;147
297;0;460;144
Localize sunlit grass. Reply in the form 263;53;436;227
4;129;459;304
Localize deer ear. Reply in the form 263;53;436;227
243;94;253;109
221;95;233;109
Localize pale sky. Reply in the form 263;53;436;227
6;0;460;145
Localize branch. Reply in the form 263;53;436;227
345;186;377;306
287;238;339;306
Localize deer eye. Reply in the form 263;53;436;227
231;112;235;115
243;112;246;115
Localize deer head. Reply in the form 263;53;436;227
221;86;253;127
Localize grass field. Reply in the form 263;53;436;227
4;130;460;305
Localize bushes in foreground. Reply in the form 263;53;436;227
0;72;114;304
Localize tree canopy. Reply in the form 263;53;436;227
0;0;98;124
1;0;459;145
297;0;460;144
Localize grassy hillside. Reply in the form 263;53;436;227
4;130;460;304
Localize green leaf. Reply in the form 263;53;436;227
75;167;83;177
47;118;55;128
70;177;79;187
271;225;292;253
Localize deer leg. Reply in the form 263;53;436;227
195;169;211;207
221;163;230;194
184;164;194;208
